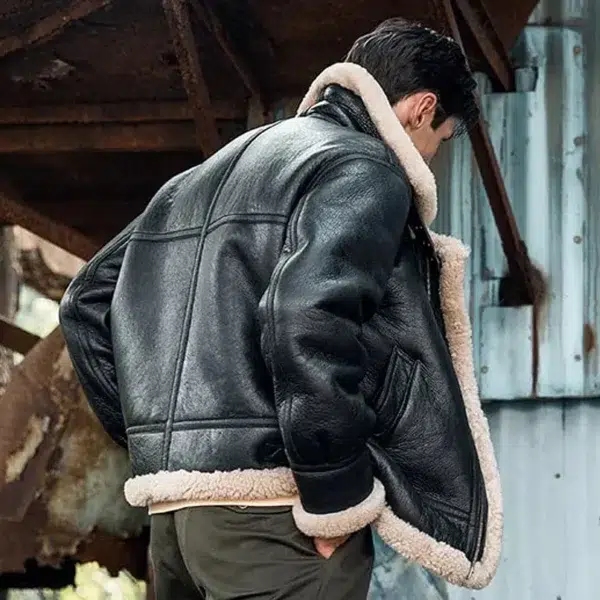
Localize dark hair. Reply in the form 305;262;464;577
345;18;479;134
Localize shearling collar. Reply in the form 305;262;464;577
296;63;438;226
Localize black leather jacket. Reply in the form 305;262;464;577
60;86;487;563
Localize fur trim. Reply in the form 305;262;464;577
124;467;297;506
374;233;503;589
126;467;385;539
293;479;385;539
296;63;438;226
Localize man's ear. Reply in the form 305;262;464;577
409;92;437;130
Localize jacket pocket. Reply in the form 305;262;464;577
372;347;420;442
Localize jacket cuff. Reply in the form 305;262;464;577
292;479;385;538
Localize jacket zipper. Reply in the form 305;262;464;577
425;256;431;300
473;480;486;564
467;474;486;579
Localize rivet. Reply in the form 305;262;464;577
481;366;489;374
574;235;582;244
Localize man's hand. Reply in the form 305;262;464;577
313;535;350;559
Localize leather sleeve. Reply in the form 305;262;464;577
59;220;137;449
260;156;411;535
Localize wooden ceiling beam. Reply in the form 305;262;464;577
452;0;514;92
0;316;41;355
0;122;202;153
162;0;221;156
0;100;244;126
0;0;112;60
0;182;99;260
191;0;266;107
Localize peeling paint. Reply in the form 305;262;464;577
583;323;596;355
5;414;50;483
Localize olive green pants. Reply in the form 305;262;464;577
149;506;373;600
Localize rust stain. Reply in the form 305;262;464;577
584;323;597;355
5;414;50;483
0;327;148;576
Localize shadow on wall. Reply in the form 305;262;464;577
369;532;449;600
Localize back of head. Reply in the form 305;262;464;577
345;18;479;134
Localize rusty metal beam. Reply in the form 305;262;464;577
0;0;111;60
162;0;221;156
468;122;538;302
0;316;40;355
452;0;514;91
0;182;98;260
0;100;244;126
0;122;201;153
436;0;537;305
0;328;148;574
17;249;77;303
191;0;265;106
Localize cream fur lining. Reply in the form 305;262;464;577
296;63;438;226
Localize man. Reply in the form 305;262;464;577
60;18;502;600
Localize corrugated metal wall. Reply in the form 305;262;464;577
448;400;600;600
432;2;596;400
431;1;600;597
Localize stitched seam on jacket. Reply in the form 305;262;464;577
132;213;288;241
127;418;279;433
422;495;471;520
64;179;181;437
161;123;279;470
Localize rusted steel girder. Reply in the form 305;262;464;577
435;0;540;307
0;182;98;261
162;0;222;156
0;315;41;355
0;0;112;60
436;0;547;396
191;0;264;103
0;328;148;579
452;0;514;92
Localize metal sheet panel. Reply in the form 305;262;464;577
448;399;600;600
582;0;600;394
432;25;589;400
529;0;585;24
